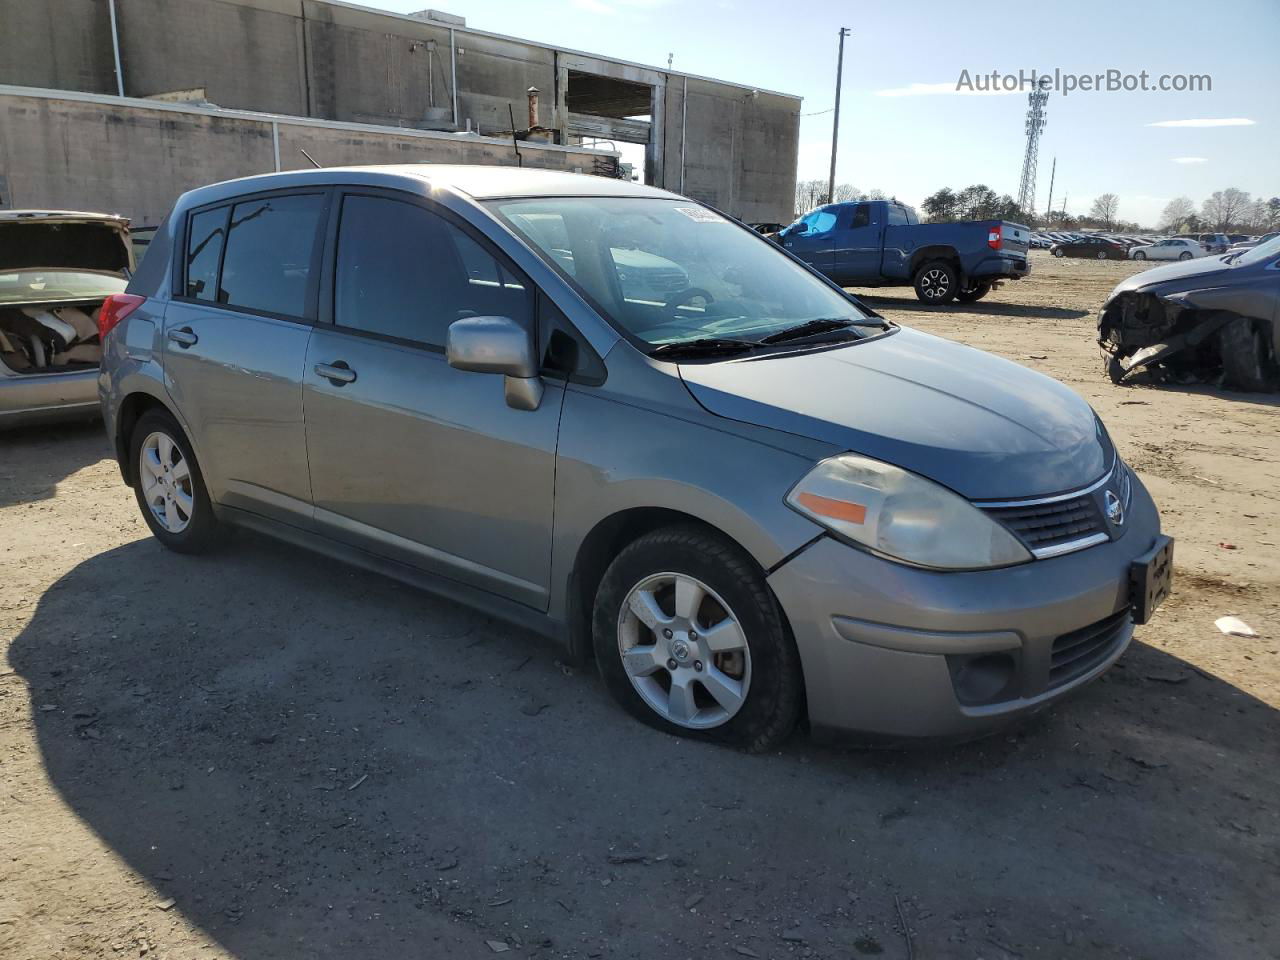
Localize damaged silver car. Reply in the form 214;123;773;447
1099;234;1280;391
0;210;133;428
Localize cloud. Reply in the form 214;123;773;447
874;81;1018;98
571;0;616;12
1146;118;1256;128
1171;157;1208;164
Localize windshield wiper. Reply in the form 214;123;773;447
759;316;887;345
649;337;761;359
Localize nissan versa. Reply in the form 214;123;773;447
98;166;1173;749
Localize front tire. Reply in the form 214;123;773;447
129;409;225;553
1133;251;1146;260
1218;316;1280;391
592;525;802;752
1053;248;1065;258
913;260;959;304
1097;250;1107;260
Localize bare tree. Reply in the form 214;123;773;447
1201;188;1251;231
1159;197;1195;232
1089;193;1120;230
833;183;863;203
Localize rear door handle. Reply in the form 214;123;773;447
314;361;356;385
167;327;198;348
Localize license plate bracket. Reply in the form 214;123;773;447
1129;535;1174;625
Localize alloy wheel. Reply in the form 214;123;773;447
919;268;951;300
139;431;194;534
616;572;751;729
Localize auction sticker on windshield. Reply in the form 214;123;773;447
673;206;726;223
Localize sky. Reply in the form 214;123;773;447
374;0;1278;227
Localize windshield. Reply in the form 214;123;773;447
488;197;877;348
0;269;127;305
1235;233;1280;267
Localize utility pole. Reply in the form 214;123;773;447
827;27;850;205
1043;156;1056;228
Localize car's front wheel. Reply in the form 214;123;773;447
592;526;801;751
1133;251;1146;260
1053;248;1065;257
129;409;225;553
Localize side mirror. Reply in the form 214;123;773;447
446;315;544;411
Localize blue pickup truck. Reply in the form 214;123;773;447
777;199;1031;304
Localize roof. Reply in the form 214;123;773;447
180;164;682;208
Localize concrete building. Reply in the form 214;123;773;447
0;0;801;224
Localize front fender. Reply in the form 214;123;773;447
546;384;829;624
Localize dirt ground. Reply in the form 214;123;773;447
1;252;1276;959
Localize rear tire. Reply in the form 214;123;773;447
1097;250;1107;260
913;260;959;304
592;525;802;752
1179;251;1193;261
129;409;225;554
1218;316;1280;392
956;281;993;303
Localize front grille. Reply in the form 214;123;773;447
982;495;1106;555
1049;609;1131;686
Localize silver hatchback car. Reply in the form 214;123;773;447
100;165;1172;749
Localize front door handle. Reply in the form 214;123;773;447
314;361;356;385
167;327;198;348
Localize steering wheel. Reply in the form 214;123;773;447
663;286;716;311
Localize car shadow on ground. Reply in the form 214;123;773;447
853;292;1091;320
9;535;1279;959
1111;378;1280;409
0;419;112;508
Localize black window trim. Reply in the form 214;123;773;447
171;186;335;326
316;186;605;385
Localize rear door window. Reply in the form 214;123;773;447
185;207;229;301
218;193;324;318
333;194;532;349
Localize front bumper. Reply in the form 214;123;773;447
767;479;1164;741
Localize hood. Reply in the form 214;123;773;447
678;328;1111;500
0;213;132;274
1108;255;1232;297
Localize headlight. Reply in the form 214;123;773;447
786;453;1032;570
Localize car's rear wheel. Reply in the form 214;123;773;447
956;281;992;303
592;525;801;752
1096;250;1107;260
1179;251;1193;261
129;409;225;553
913;260;958;304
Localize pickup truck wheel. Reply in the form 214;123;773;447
956;282;992;303
913;260;958;304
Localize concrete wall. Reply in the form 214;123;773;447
0;89;609;226
0;0;801;222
